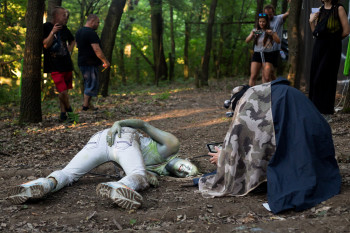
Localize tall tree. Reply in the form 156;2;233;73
226;0;252;77
200;0;218;86
150;0;168;85
184;21;191;80
47;0;62;22
256;0;264;21
271;0;278;9
19;0;45;123
169;5;176;82
99;0;127;97
287;0;302;88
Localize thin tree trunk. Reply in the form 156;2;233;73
200;0;218;86
271;0;278;9
216;23;224;79
184;21;191;80
169;5;175;82
256;0;264;22
282;0;288;14
118;46;126;85
212;24;218;79
135;56;140;84
20;0;45;123
149;0;168;85
99;0;127;97
287;0;303;88
47;0;62;22
79;0;87;28
228;0;251;77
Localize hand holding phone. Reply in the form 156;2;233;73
207;143;223;153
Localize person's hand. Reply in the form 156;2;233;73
52;23;62;34
309;12;319;23
208;146;221;165
107;121;122;146
266;29;274;36
103;60;111;69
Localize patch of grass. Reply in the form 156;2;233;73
152;91;170;101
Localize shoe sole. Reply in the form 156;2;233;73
8;185;45;204
96;183;142;210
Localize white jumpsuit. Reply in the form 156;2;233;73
48;127;149;192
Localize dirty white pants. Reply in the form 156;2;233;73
48;128;149;192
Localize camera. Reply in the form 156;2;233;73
254;30;263;35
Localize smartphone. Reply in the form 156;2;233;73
207;143;223;153
311;8;319;14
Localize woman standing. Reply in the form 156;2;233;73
309;0;350;121
246;13;280;86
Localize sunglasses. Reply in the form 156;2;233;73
258;13;267;17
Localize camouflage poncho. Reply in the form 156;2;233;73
199;82;276;197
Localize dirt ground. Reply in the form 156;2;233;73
0;80;349;233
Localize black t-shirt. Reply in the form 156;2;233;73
43;22;74;73
75;27;102;66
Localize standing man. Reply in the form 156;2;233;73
43;7;75;122
263;1;290;81
75;14;110;111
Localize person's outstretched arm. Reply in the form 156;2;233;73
107;119;180;158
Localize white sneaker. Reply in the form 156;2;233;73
8;178;55;204
96;182;143;209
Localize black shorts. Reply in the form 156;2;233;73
252;51;279;67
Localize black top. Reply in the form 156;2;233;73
315;4;343;40
75;27;102;67
43;22;74;73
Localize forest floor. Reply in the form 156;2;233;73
0;78;349;233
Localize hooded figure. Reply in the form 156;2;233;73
199;77;341;214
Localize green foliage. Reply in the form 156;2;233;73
0;0;26;79
152;91;170;100
129;219;137;226
0;84;19;105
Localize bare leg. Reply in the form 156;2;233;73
262;62;274;83
59;90;71;112
249;62;262;86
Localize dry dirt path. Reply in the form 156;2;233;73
0;83;349;232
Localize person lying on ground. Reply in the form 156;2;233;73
7;119;199;210
199;77;341;214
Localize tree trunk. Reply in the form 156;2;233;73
47;0;62;22
99;0;126;97
118;46;126;85
212;24;218;79
19;0;45;123
79;0;87;28
216;23;224;79
228;0;250;77
135;56;140;84
282;0;289;13
271;0;278;9
169;5;175;82
184;21;191;80
287;0;303;88
200;0;218;86
256;0;264;22
149;0;168;85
